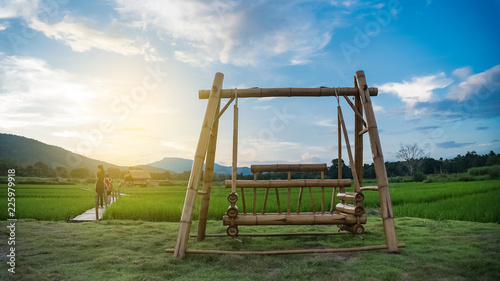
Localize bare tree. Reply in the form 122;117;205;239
396;143;426;176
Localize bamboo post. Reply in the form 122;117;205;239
275;188;282;214
173;72;223;259
241;187;246;214
308;187;316;213
287;188;291;214
253;187;257;214
355;70;399;253
297;187;304;214
354;78;364;187
262;188;269;214
321;187;325;214
197;100;221;241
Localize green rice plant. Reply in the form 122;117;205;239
0;184;96;220
6;180;500;223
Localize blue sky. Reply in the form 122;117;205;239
0;0;499;167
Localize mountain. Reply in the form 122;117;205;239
0;133;247;175
0;133;124;171
0;133;167;173
147;157;252;175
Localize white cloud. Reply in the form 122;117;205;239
28;16;162;61
53;130;84;138
301;152;322;164
314;118;337;128
447;64;500;101
377;72;453;107
0;54;103;129
452;66;472;80
372;102;385;113
0;21;10;30
253;105;272;110
0;0;40;19
113;0;334;66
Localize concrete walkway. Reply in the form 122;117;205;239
71;195;120;222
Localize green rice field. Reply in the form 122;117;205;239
2;180;499;223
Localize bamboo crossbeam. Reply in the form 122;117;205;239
222;213;367;225
199;87;378;99
191;232;351;237
224;179;352;189
251;163;327;173
360;186;378;191
166;243;407;255
343;95;366;128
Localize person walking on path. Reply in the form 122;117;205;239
104;172;113;205
95;165;105;208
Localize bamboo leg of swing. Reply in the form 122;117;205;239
356;70;399;253
197;101;221;242
174;72;223;259
354;78;364;187
338;106;361;193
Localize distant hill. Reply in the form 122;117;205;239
0;133;125;171
0;133;248;175
0;133;168;173
147;157;252;175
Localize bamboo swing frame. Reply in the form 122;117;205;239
170;71;400;259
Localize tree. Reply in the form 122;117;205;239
107;167;122;179
70;168;90;179
54;166;69;177
396;143;426;176
327;159;352;179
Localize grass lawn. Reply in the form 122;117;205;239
1;217;499;280
1;180;499;280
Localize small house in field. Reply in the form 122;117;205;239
126;170;152;187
